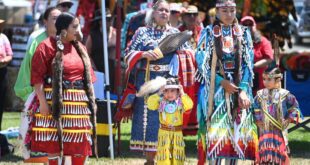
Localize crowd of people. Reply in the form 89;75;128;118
0;0;304;164
118;0;302;165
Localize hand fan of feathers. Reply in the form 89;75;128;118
158;30;193;54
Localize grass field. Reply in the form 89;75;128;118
0;112;310;165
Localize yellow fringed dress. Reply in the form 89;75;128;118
147;94;193;165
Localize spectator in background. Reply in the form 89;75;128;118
15;7;61;102
179;5;202;49
178;5;201;136
32;14;45;34
85;9;116;92
56;0;73;12
208;7;216;25
241;16;273;95
14;7;61;159
169;3;182;28
0;19;13;130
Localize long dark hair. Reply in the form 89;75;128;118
52;12;76;120
55;12;75;36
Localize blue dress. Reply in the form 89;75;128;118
196;24;258;161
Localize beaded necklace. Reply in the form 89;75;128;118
158;97;182;121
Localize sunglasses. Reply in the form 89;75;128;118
242;21;254;27
60;3;72;9
184;13;198;17
170;10;180;15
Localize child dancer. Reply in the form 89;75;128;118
253;63;302;165
138;77;193;165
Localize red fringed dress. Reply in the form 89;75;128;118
29;37;95;155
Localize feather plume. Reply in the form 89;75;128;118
136;76;167;97
158;30;192;54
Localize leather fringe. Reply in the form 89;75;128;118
72;41;98;159
156;130;185;162
52;37;64;157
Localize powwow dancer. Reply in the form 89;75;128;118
138;77;193;165
30;12;97;165
195;0;258;164
253;63;302;165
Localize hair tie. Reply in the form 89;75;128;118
56;35;64;51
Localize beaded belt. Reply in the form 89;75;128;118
149;64;170;72
44;77;84;89
160;124;183;131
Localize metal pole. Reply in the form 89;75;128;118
33;0;39;20
101;1;114;159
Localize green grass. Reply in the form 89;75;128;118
288;125;310;158
1;112;20;130
1;112;310;165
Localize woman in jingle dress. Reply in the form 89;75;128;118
30;12;96;165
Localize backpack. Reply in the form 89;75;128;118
0;133;14;157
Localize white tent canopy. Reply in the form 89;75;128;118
0;0;32;8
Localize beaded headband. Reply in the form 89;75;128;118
164;85;179;89
164;77;179;89
263;73;283;79
216;0;236;8
263;68;283;79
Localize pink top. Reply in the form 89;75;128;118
0;33;13;58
